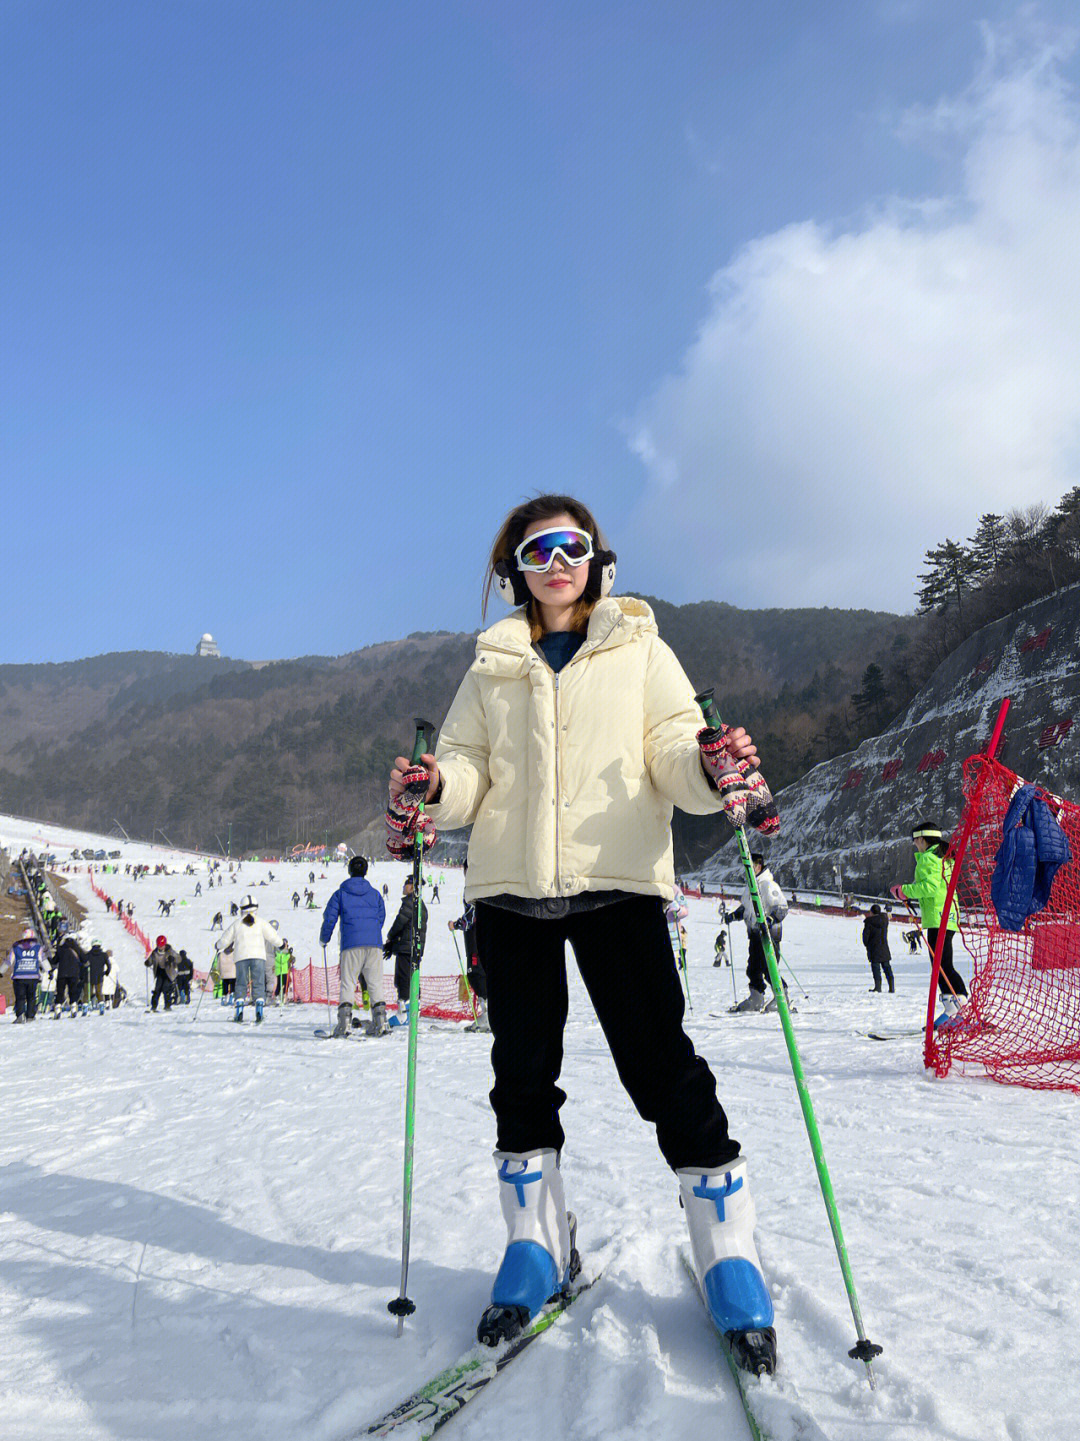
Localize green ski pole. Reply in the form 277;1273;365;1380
388;717;435;1336
696;688;882;1388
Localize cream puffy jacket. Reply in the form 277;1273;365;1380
427;596;729;903
215;915;283;964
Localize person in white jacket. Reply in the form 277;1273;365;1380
214;895;282;1024
724;853;789;1013
387;494;778;1375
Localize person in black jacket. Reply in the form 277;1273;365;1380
50;935;86;1014
175;950;194;1004
861;905;894;993
383;878;427;1025
85;941;113;1011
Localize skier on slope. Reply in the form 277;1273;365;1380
145;936;179;1012
214;896;282;1024
3;927;49;1022
449;861;489;1031
894;820;967;1017
85;940;113;1012
725;853;789;1013
49;932;86;1016
320;856;387;1036
386;493;778;1373
383;877;427;1028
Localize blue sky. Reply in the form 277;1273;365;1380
4;2;1079;662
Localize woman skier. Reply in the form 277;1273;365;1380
896;820;967;1016
387;494;778;1373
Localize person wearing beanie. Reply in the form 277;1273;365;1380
320;856;387;1036
145;936;179;1012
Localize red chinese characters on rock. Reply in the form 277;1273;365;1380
1020;626;1053;654
881;758;904;782
973;655;995;676
840;769;864;791
1038;718;1073;750
916;749;946;774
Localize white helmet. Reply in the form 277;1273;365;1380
22;926;36;940
240;894;258;911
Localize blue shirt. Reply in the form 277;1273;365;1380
536;631;586;673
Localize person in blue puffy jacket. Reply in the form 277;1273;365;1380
320;856;387;1036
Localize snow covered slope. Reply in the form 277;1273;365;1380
1;814;1077;1441
700;582;1080;895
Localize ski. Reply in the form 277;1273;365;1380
362;1272;600;1438
680;1251;830;1441
864;1029;922;1041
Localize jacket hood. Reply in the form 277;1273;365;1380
475;596;656;667
341;876;374;897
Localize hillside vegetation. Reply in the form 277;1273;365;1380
1;603;916;865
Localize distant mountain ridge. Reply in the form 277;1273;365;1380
0;600;917;859
697;582;1080;896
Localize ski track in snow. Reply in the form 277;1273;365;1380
1;814;1077;1441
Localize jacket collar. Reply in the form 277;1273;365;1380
475;596;656;665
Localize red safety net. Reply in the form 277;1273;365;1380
192;962;472;1022
927;755;1080;1093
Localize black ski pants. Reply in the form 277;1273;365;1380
927;927;967;998
53;975;79;1007
151;974;174;1011
14;979;39;1019
476;895;738;1171
746;924;781;994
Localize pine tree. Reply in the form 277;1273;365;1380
850;663;890;728
968;513;1008;578
916;540;977;622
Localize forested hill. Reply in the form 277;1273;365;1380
0;600;917;861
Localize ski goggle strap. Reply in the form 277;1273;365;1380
911;826;944;843
513;526;595;572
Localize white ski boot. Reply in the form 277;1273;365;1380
679;1155;776;1375
730;988;765;1014
477;1149;580;1347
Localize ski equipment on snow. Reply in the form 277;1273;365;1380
363;1271;600;1437
696;688;882;1389
387;717;435;1336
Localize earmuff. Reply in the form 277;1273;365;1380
494;548;618;607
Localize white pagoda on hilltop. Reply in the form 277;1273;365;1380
195;632;221;658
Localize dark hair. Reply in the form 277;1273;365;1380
348;855;368;877
870;903;880;913
912;819;947;856
482;493;610;639
750;851;766;866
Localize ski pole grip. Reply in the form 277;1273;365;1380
411;718;435;766
695;687;722;731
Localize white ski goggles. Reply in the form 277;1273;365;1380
513;526;595;572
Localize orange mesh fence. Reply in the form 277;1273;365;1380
927;755;1080;1093
192;961;472;1022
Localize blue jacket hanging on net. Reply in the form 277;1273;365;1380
990;784;1071;932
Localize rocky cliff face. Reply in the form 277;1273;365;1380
698;584;1080;896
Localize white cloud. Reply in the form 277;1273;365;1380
626;24;1080;613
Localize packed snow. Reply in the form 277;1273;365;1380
1;812;1077;1441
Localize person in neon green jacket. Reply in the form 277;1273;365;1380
900;821;967;1008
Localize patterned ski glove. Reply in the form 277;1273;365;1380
385;765;438;859
697;724;780;836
